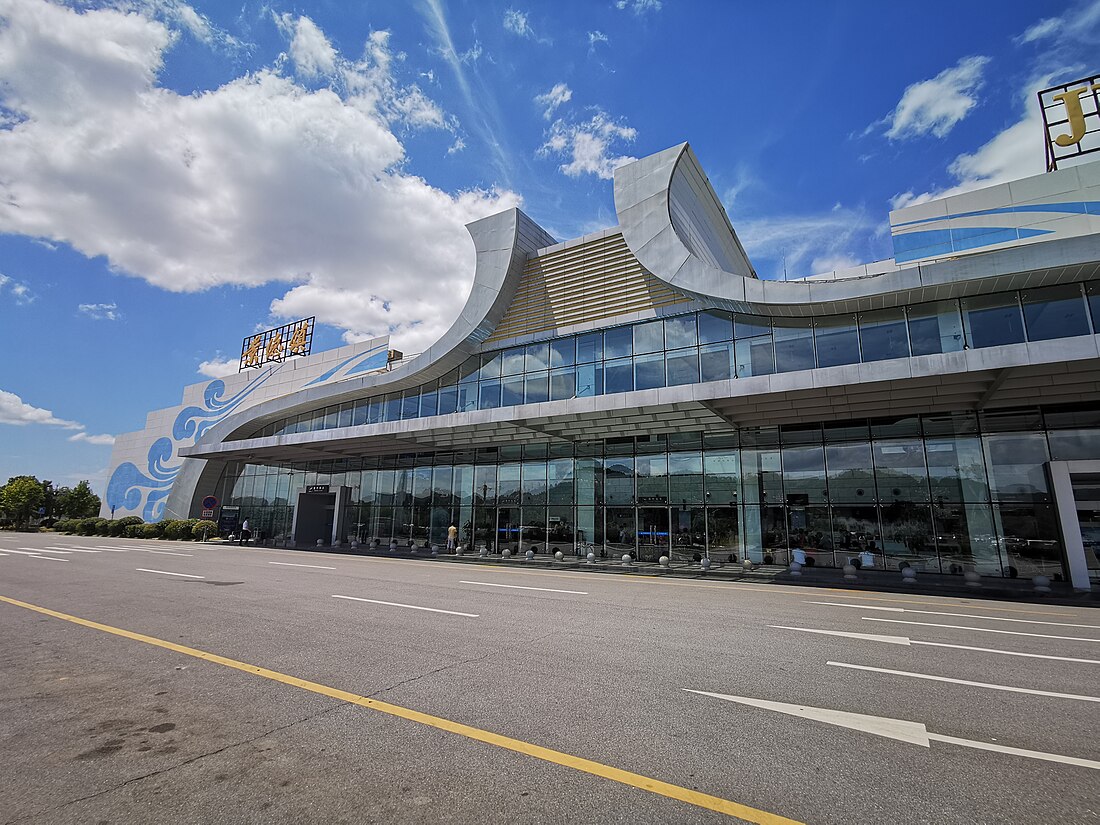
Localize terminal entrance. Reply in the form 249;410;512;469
293;487;348;547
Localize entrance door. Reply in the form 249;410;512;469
294;492;336;546
496;507;520;554
637;507;669;562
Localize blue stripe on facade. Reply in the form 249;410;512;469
891;201;1100;229
892;226;1052;263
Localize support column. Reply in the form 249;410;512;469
1048;461;1092;592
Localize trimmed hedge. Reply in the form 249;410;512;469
191;520;218;541
142;523;163;539
110;516;143;537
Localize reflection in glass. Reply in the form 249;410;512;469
859;308;909;361
700;342;733;382
814;315;860;368
880;502;937;572
773;318;815;372
1021;284;1091;341
962;293;1025;348
908;301;964;355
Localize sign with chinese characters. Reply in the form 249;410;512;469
1039;73;1100;171
240;317;315;371
305;484;330;494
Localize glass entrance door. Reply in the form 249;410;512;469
496;507;520;554
637;507;670;562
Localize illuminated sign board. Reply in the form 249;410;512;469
240;317;315;371
1039;73;1100;171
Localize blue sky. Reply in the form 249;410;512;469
1;0;1098;494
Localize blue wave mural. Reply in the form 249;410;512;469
106;366;280;522
304;343;388;387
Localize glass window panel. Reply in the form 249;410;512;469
431;466;453;507
873;439;929;503
473;465;496;505
881;502;938;572
830;505;881;570
666;348;700;386
665;314;698;349
323;407;338;429
453;464;474;506
352;400;369;427
1048;429;1100;461
1044;403;1100;429
707;507;739;558
524;372;549;404
419;389;438;418
734;314;770;339
455;383;478;413
576;362;603;397
496;463;521;505
908;301;964;355
962;293;1025;349
780;423;822;446
634;320;664;354
825;442;875;503
669;506;705;563
698;310;734;344
546;505;575;555
788;505;833;568
638;506;671;560
824;420;870;443
814;315;860;368
934;503;1002;576
859;308;909;362
550;366;576;401
993;502;1063;579
979;407;1042;433
479;351;502;380
741;448;783;505
478;380;501;410
604;357;634;394
382;393;402;422
603;456;635;505
669;451;704;505
337;403;353;429
521;461;547;505
458;355;480;384
1021;284;1091;341
773;318;815;373
605;507;637;555
634;352;665;390
699;342;733;382
575;332;602;364
1088;282;1100;334
501;348;525;376
604;326;633;359
412;467;432;505
548;458;573;504
870;415;921;439
549;338;575;368
575;457;600;505
400;392;420;420
704;449;740;505
501;375;524;407
636;454;668;503
782;444;827;505
436;384;457;415
525;342;550;372
735;336;775;378
983;433;1051;502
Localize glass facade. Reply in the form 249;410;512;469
247;285;1096;440
217;403;1100;581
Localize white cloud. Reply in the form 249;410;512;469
534;83;572;119
69;431;115;446
733;206;877;280
0;0;518;356
1016;0;1100;44
588;30;609;50
1017;17;1062;43
197;357;239;378
614;0;662;12
275;13;337;79
503;9;533;38
882;56;990;140
77;302;121;321
0;273;34;305
540;111;637;180
0;389;82;429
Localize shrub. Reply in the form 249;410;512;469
93;518;112;536
124;523;145;538
160;520;185;540
54;518;77;534
191;520;218;541
142;523;163;539
77;517;104;535
111;516;143;537
178;518;199;541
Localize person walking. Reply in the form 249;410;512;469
446;523;458;552
240;518;251;546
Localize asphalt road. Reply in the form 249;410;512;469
1;532;1098;825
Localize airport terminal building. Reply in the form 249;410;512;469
103;143;1100;590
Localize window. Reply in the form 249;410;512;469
634;320;664;354
664;314;698;349
634;352;665;390
501;375;524;407
419;389;438;417
908;301;964;355
604;357;634;394
479;351;502;380
525;342;550;372
501;347;525;376
436;384;457;416
962;293;1025;349
734;314;771;340
604;326;633;359
666;348;700;386
524;372;549;404
859;308;909;361
576;362;603;397
699;342;733;382
549;338;575;368
773;318;815;372
576;332;602;364
1021;284;1091;341
735;336;774;378
478;380;500;409
550;366;576;401
814;315;860;368
698;310;734;344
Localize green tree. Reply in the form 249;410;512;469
1;475;46;528
59;481;101;519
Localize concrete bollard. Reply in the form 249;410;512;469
586;552;596;565
741;558;754;572
843;563;858;582
430;546;439;557
502;548;512;559
316;539;324;548
701;557;712;571
525;549;534;561
350;539;359;550
659;555;670;568
389;541;397;553
964;570;982;589
410;546;418;556
555;550;564;561
479;546;488;557
1032;574;1051;594
789;561;802;577
621;553;633;567
456;544;464;556
901;566;918;585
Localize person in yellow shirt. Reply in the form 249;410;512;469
446;523;458;552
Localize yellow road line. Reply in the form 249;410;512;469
0;594;799;825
